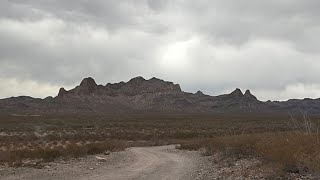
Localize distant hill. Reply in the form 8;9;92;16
1;77;320;114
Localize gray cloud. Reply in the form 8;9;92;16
0;0;320;100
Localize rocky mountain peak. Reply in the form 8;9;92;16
76;77;98;94
119;76;181;95
57;87;68;97
245;89;252;95
244;90;258;100
230;88;243;97
195;90;204;96
128;76;146;84
80;77;97;88
10;76;320;114
149;77;160;81
106;81;125;90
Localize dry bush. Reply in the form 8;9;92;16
36;147;63;161
0;140;126;164
85;141;125;155
177;112;320;174
179;132;320;174
0;112;318;171
0;150;10;162
256;132;320;173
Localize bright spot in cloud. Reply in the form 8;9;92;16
160;38;198;71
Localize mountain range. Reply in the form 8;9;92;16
1;77;320;114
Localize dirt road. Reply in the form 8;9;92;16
83;145;196;180
1;145;201;180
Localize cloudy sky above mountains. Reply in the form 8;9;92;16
1;0;320;101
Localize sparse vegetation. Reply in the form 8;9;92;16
179;112;320;176
180;132;320;172
0;140;126;166
0;112;319;177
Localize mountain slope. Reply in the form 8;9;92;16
0;77;319;114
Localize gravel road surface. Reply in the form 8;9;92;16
1;145;201;180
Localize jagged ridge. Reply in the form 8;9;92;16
58;76;182;98
1;76;320;114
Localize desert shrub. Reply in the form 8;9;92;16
179;132;320;173
1;112;318;171
86;143;108;155
0;150;10;162
171;131;202;139
38;148;63;161
64;143;86;157
256;132;320;172
211;134;259;158
1;140;126;163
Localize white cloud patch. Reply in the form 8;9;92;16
0;78;63;98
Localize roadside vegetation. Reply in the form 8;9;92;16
179;112;320;177
0;112;319;177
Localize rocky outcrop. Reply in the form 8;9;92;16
108;76;182;96
2;76;320;114
230;88;243;97
244;90;257;101
59;76;182;98
79;77;97;91
57;88;68;97
48;77;186;112
195;91;204;96
71;77;98;95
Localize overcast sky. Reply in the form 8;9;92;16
1;0;320;101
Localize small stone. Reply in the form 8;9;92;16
95;156;107;162
104;151;111;155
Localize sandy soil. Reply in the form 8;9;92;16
0;145;201;180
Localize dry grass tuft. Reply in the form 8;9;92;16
179;132;320;174
0;140;126;165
